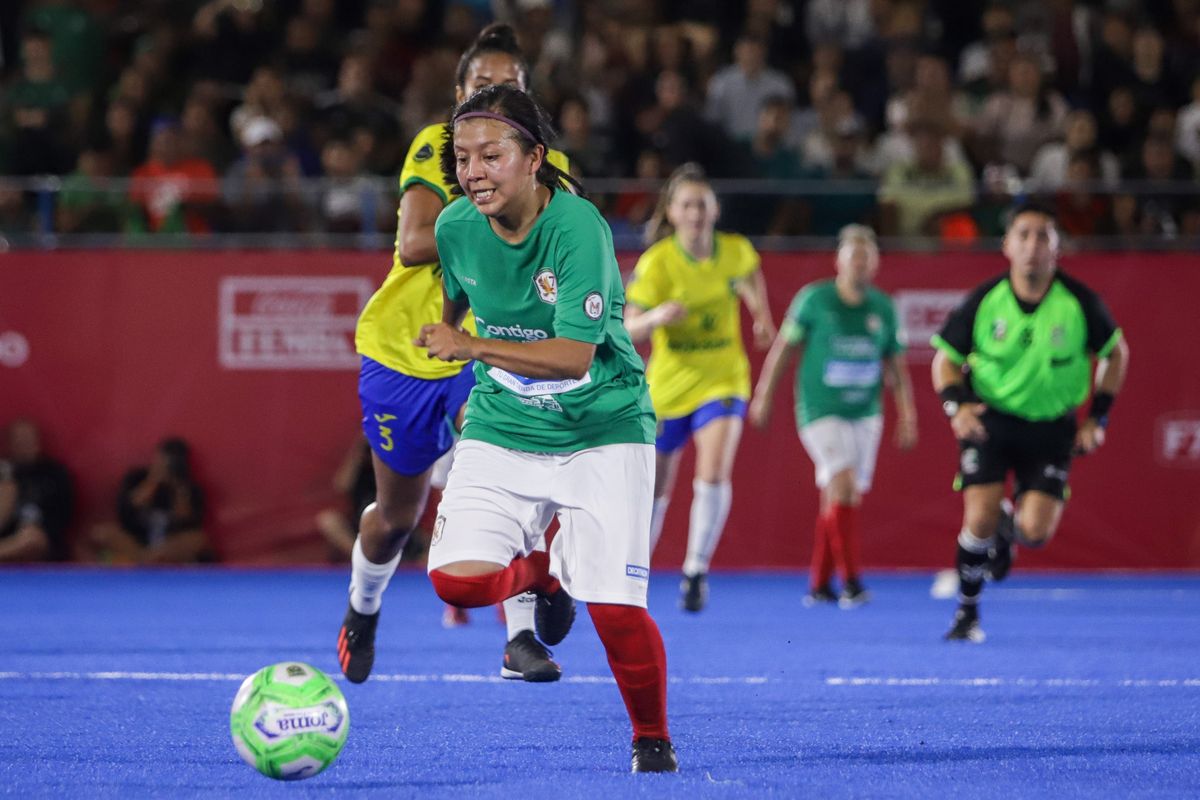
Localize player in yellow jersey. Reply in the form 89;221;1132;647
624;163;776;612
338;24;573;685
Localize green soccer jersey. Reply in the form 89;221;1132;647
434;190;656;452
931;271;1121;421
781;281;903;427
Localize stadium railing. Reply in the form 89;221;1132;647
0;175;1196;252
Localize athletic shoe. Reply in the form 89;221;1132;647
337;605;379;684
802;585;839;607
943;606;985;643
500;630;562;682
441;604;470;628
534;586;575;646
631;737;679;773
929;568;960;599
838;579;871;609
679;572;708;612
987;498;1017;582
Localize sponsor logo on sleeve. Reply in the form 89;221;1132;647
584;292;604;320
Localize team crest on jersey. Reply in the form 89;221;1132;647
991;319;1007;341
584;292;604;320
866;313;882;334
533;269;558;304
414;143;434;162
1050;325;1065;347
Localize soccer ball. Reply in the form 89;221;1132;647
229;662;349;780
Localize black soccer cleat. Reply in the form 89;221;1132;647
631;737;679;773
534;586;576;646
337;605;379;683
944;605;985;643
679;572;708;613
838;579;871;609
802;585;839;607
987;499;1017;582
500;630;562;682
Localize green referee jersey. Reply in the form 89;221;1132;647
931;271;1121;421
434;189;656;452
781;281;903;427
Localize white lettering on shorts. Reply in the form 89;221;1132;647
626;565;649;580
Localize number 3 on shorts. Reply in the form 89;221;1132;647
374;413;398;451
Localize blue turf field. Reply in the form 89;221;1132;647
1;568;1198;799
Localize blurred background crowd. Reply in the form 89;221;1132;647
1;0;1198;247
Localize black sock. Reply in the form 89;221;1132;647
955;529;992;605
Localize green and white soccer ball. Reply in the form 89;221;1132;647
230;662;349;780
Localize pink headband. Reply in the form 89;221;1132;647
455;111;537;145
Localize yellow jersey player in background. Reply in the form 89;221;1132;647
339;23;573;685
624;163;776;612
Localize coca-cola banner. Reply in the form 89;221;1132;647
2;250;1196;569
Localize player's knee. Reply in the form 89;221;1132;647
428;567;500;608
372;497;420;536
963;513;1000;541
1015;524;1054;549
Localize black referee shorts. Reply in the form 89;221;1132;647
956;409;1076;500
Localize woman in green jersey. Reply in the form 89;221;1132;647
415;84;677;773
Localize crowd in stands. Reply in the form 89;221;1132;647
1;0;1198;242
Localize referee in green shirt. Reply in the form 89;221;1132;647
931;200;1129;643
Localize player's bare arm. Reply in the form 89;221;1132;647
396;184;443;266
1076;335;1129;455
623;302;688;343
417;323;596;380
748;336;803;430
734;270;776;350
931;349;987;443
885;353;918;449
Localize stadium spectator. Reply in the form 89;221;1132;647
803;116;878;237
933;201;1128;643
1053;151;1116;238
959;3;1019;113
128;117;220;235
84;437;211;565
1177;76;1200;167
99;97;145;177
56;147;126;235
317;137;385;234
0;419;73;563
871;52;969;174
179;94;237;173
800;88;862;172
1028;109;1121;191
1098;84;1144;160
417;83;677;773
878;116;975;236
222;116;313;233
2;28;73;176
805;0;876;51
704;32;795;143
552;93;610;179
749;225;916;608
314;54;404;175
624;163;775;612
636;69;729;176
229;66;290;147
191;0;279;86
1121;132;1195;236
278;13;340;99
970;53;1068;175
731;94;805;236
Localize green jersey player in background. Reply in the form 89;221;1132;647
749;225;918;608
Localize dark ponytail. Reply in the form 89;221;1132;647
455;23;529;91
441;84;584;197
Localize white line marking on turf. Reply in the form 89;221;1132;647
826;677;1200;688
0;671;769;685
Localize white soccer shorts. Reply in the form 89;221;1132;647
427;439;655;607
799;414;884;492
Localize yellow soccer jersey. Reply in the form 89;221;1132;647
625;232;760;419
355;123;571;378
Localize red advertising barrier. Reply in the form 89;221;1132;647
2;250;1198;569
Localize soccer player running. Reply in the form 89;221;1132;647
339;24;574;685
749;225;917;607
415;84;677;772
623;163;776;612
932;200;1128;642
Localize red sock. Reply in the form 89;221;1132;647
810;510;835;590
588;604;669;741
831;503;861;581
429;551;557;608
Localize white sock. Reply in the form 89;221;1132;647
349;536;402;615
682;480;732;577
504;592;537;641
649;496;670;553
